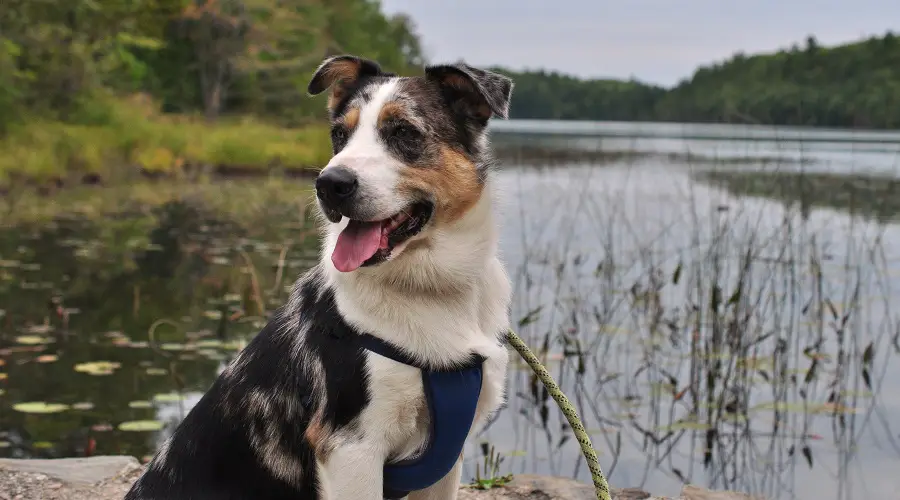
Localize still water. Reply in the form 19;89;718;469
1;121;899;500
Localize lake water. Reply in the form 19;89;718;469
2;121;899;500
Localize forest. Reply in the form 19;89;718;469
1;0;897;169
496;33;900;128
0;0;426;183
0;0;423;132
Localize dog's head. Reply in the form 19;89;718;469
307;55;513;274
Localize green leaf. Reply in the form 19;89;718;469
118;420;165;432
12;402;70;414
15;335;53;345
862;342;874;365
517;307;543;327
153;392;186;403
74;361;121;376
115;33;164;50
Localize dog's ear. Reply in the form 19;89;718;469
307;55;385;108
425;63;514;121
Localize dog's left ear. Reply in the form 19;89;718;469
308;55;386;109
425;63;514;121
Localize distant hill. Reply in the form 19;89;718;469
493;33;900;129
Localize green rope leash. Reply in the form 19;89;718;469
505;329;612;500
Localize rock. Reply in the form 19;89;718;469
0;456;765;500
0;456;139;486
680;485;765;500
458;474;653;499
0;456;143;500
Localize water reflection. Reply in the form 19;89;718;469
483;161;900;500
1;148;899;500
0;190;319;460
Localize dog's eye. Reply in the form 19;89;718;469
391;123;421;142
330;126;349;150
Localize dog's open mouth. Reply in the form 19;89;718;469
331;201;434;273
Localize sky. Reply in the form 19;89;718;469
379;0;899;86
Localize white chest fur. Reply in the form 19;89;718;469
336;255;512;461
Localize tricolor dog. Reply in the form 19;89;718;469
125;55;514;499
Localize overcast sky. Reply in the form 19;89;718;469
380;0;898;86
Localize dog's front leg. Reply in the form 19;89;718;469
320;442;384;500
406;455;462;500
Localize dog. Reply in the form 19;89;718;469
124;55;514;500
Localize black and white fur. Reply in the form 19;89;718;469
125;55;514;500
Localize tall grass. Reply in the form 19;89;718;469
0;94;332;187
491;152;900;499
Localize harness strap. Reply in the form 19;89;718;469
356;334;484;500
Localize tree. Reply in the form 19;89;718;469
177;0;250;120
493;32;900;129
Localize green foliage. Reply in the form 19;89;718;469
497;33;900;129
0;97;332;184
0;0;424;131
469;444;513;490
0;0;422;183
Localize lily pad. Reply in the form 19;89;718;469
153;392;186;403
72;402;95;411
203;310;223;320
145;368;168;376
32;441;54;449
0;441;10;448
198;349;225;360
196;339;224;349
118;420;165;432
128;401;154;409
0;373;6;381
656;420;712;432
21;324;52;334
15;336;53;345
74;361;122;376
12;402;70;414
220;340;246;351
35;354;59;363
750;401;861;415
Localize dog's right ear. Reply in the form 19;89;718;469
425;63;513;122
307;55;385;109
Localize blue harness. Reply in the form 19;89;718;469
357;334;485;500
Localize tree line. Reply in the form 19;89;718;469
495;33;900;129
2;3;897;133
0;0;423;132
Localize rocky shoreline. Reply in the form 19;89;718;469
0;456;764;500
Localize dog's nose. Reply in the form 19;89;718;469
315;166;358;208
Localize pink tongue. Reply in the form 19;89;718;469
332;220;383;272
